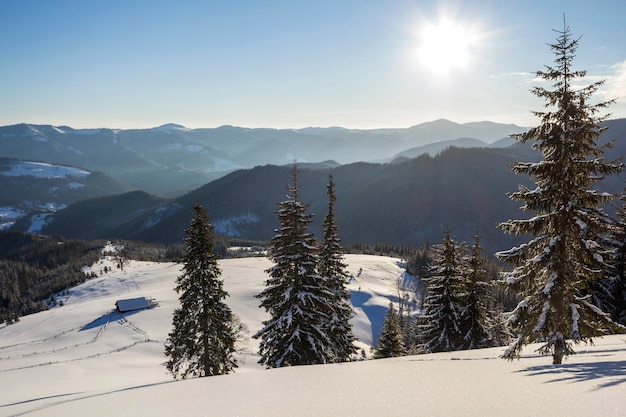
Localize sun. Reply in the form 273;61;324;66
417;19;471;74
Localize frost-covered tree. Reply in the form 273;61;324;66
254;165;335;368
497;23;623;364
165;204;238;379
459;233;495;350
114;244;127;271
395;276;421;354
597;192;626;325
374;302;406;358
318;174;357;362
419;231;467;353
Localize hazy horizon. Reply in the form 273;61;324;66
1;117;533;132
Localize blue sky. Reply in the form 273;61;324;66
2;0;626;129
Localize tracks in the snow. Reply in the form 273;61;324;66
0;310;154;372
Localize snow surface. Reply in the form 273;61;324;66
0;207;24;230
1;254;625;416
67;146;84;155
2;161;89;179
153;123;190;133
26;213;54;234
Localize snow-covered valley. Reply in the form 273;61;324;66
0;254;625;416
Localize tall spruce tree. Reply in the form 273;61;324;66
496;22;623;364
254;165;335;367
164;203;238;379
374;302;406;358
459;233;494;350
318;175;357;362
419;231;467;353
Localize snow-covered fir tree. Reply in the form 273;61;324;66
496;23;623;364
396;278;421;355
165;203;238;379
419;231;467;353
374;302;406;358
254;165;335;368
459;233;495;350
318;174;357;362
597;192;626;325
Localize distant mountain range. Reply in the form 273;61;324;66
0;119;526;195
3;118;626;255
35;146;531;254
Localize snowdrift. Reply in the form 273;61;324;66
1;254;625;416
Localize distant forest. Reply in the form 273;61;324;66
0;229;517;325
0;232;184;323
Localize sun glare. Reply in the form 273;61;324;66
417;19;471;74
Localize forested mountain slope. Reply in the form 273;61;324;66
0;120;526;195
41;146;536;254
33;118;626;254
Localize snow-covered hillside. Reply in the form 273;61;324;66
0;161;89;230
0;159;133;232
1;254;624;416
1;161;89;179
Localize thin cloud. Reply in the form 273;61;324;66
599;60;626;101
489;72;532;79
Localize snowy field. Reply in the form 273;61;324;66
0;253;625;416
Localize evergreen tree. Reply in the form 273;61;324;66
407;242;432;312
395;277;421;355
496;23;623;364
459;233;494;350
165;203;238;379
374;302;406;358
419;231;467;353
318;175;357;362
254;165;335;368
598;192;626;325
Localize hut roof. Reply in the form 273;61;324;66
115;297;151;313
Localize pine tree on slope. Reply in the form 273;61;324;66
254;165;335;368
165;203;238;379
496;23;623;364
419;231;467;353
374;302;406;358
597;192;626;325
459;233;495;350
318;174;357;362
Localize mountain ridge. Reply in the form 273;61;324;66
6;118;626;255
0;119;528;195
39;146;535;254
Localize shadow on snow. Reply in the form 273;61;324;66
518;359;626;389
350;290;395;345
79;309;142;331
3;381;175;416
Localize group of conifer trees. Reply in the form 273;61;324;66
254;169;357;367
165;170;356;378
377;22;626;364
0;236;101;323
164;22;626;377
420;232;503;352
374;231;507;358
